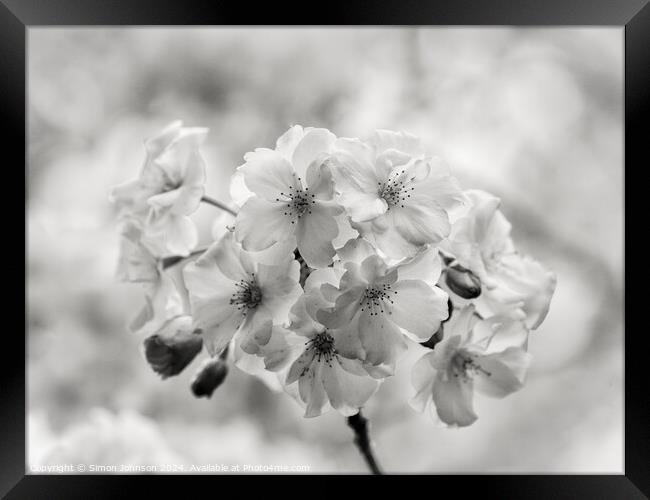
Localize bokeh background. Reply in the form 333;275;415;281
27;28;623;473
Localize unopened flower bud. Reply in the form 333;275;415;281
190;357;229;398
445;265;481;299
143;319;203;379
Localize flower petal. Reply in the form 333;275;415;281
258;326;301;371
396;245;443;284
144;121;183;158
287;348;316;384
432;372;477;427
239;148;297;201
332;213;359;249
289;293;324;336
184;255;242;356
200;308;243;356
394;199;451;246
336;237;376;266
304;267;343;295
486;253;557;330
235;197;295;252
444;304;479;343
358;310;408;369
330;139;387;222
390;280;449;341
238;305;274;354
414;157;466;211
231;335;284;392
154;215;197;256
321;358;379;416
229;169;254;208
116;222;159;283
257;259;300;297
110;179;152;215
316;287;364;329
305;161;335;200
370;216;421;260
331;315;366;360
197;231;253;281
295;360;330;417
275;125;304;160
473;347;531;398
369;129;424;157
409;351;436;413
292;128;335;181
295;202;339;268
471;316;530;353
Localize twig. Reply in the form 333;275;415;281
347;410;383;475
201;195;238;217
161;247;208;270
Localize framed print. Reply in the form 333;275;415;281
5;0;647;497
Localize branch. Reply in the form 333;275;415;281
347;410;383;475
201;195;238;217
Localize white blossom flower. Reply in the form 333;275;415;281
109;123;558;433
110;121;208;256
234;125;349;268
115;219;186;335
410;305;531;427
183;231;302;357
228;332;285;393
128;272;186;336
259;269;379;417
329;130;466;259
317;237;449;373
442;189;556;329
115;219;160;284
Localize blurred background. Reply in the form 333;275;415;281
27;28;623;473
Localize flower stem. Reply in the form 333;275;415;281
201;195;238;217
347;410;383;475
161;247;208;270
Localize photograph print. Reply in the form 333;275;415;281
27;26;623;475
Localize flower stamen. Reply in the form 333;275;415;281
378;170;415;210
360;284;397;316
450;351;491;383
305;331;337;367
276;177;316;224
230;273;262;315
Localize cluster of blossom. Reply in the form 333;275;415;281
110;121;556;427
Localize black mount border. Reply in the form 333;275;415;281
6;0;646;497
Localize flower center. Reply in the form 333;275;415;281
276;177;316;224
305;331;337;365
378;170;414;210
230;275;262;314
162;180;182;192
450;351;491;383
157;166;182;192
360;284;397;316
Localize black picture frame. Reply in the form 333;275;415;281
6;0;646;497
